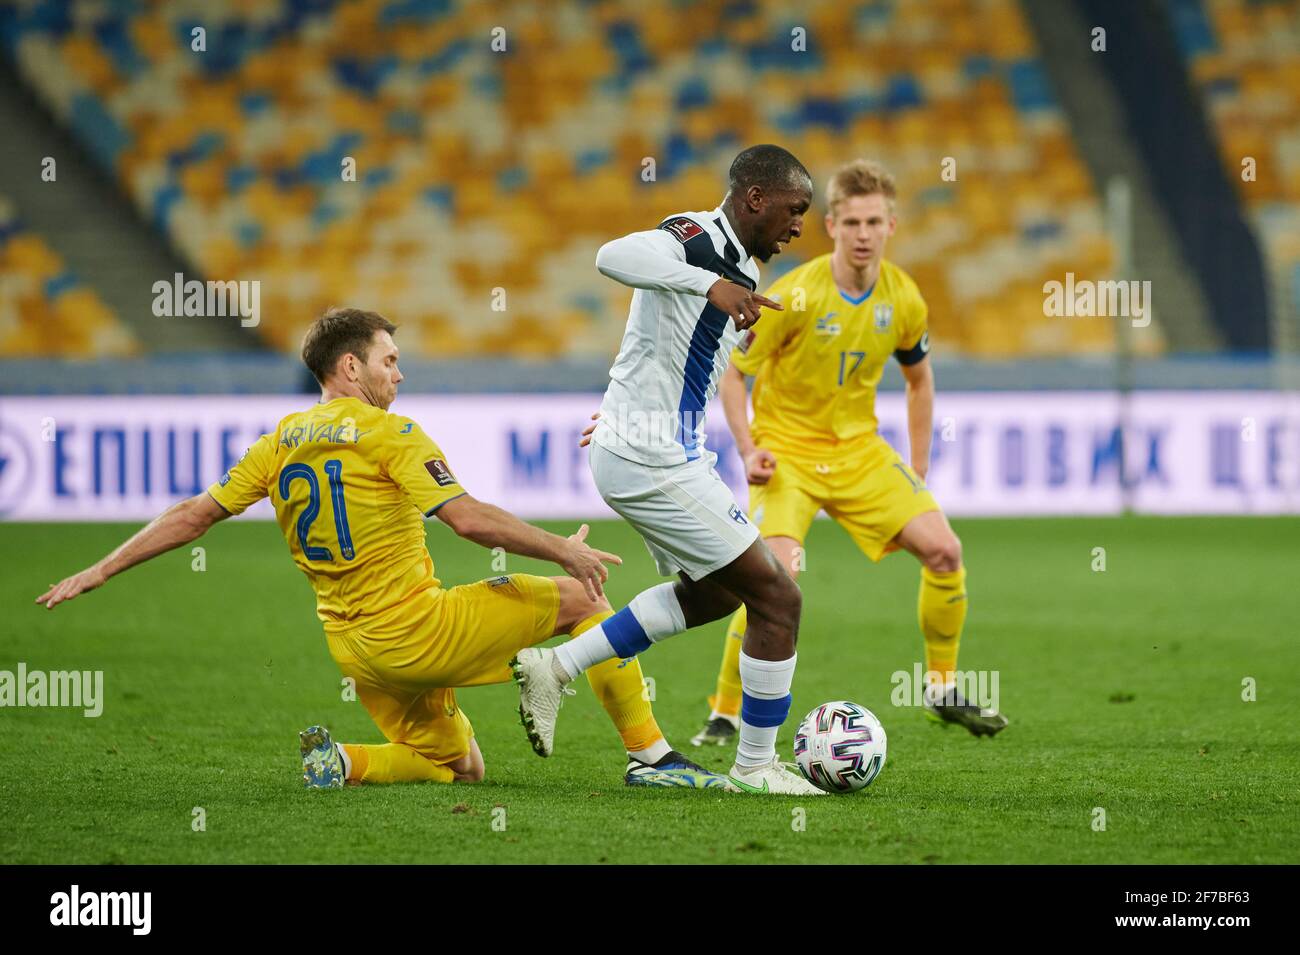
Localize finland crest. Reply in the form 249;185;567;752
873;303;894;332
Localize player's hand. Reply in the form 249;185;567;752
707;279;783;332
578;412;600;448
912;461;928;483
745;447;778;484
35;565;107;610
562;523;622;601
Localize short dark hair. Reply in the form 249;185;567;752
728;144;812;197
301;307;397;385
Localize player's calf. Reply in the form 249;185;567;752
704;539;804;770
708;538;802;658
448;739;486;782
671;573;742;629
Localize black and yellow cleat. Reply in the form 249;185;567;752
689;714;738;747
924;687;1009;737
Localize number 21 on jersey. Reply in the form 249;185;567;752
278;459;355;561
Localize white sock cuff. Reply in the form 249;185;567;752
629;582;687;643
738;651;797;698
554;627;615;679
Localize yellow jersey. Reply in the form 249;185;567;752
206;396;467;632
731;254;929;456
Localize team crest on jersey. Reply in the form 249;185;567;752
873;303;894;332
661;217;704;243
425;459;457;486
815;312;840;337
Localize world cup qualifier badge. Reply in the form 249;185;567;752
424;459;456;486
488;576;511;587
661;217;704;243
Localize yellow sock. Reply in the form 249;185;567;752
919;565;967;684
573;611;665;754
340;742;369;782
340;742;454;784
707;605;746;719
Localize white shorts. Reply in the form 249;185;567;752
589;440;759;581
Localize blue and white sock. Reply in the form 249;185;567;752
553;582;686;680
735;651;796;769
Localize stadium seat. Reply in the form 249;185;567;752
0;198;138;357
4;0;1129;358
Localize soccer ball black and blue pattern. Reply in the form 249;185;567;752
793;701;887;794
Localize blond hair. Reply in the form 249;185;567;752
825;159;897;218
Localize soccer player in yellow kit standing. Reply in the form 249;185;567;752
691;160;1009;745
37;308;728;789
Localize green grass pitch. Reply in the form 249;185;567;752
2;516;1296;864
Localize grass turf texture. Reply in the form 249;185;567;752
2;516;1296;864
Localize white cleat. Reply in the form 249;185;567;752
510;647;574;758
727;757;828;796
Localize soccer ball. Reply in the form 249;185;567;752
793;700;887;794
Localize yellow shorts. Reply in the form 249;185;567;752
324;573;561;765
749;435;939;561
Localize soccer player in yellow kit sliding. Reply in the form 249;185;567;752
37;308;729;789
691;160;1009;746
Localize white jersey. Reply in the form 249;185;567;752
591;207;761;467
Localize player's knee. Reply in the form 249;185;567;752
778;574;802;627
751;568;801;632
555;577;611;632
924;534;962;573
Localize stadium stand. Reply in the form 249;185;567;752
1170;0;1300;343
0;194;138;357
2;0;1133;359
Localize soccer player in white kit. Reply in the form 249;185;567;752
513;145;823;795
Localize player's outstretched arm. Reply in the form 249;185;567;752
436;494;621;600
595;228;719;296
595;226;780;329
35;493;230;610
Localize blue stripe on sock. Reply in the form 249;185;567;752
603;606;651;658
741;692;792;728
